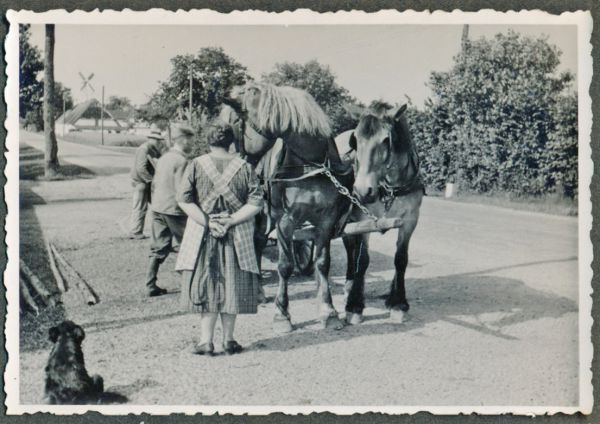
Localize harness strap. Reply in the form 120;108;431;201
198;155;245;211
268;167;327;183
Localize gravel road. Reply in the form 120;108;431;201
18;130;579;407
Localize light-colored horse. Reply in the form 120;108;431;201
335;101;423;324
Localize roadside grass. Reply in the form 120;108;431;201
20;199;67;352
63;131;147;148
429;190;578;217
19;143;96;352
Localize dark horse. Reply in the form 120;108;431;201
222;82;353;333
335;101;423;324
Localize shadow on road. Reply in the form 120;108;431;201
249;251;578;352
19;143;95;182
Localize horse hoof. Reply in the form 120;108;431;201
345;312;364;325
389;308;406;323
273;315;293;334
320;314;344;330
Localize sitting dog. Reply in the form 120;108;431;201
45;320;104;404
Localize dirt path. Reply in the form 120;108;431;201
18;130;579;407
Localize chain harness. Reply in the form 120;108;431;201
321;167;380;222
237;108;419;228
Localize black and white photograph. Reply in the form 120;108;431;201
4;9;593;415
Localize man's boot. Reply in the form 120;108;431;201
145;257;167;297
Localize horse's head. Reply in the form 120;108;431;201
224;82;262;127
220;84;277;162
226;82;331;138
347;102;410;203
223;82;333;164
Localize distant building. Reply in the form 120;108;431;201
55;98;135;134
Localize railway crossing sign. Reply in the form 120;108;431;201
79;72;95;99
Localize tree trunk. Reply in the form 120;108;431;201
43;24;59;177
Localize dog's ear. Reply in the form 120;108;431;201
72;325;85;343
48;326;60;343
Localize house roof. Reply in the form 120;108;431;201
56;99;134;127
56;99;99;126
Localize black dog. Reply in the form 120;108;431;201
45;320;104;404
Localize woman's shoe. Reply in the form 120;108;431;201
223;340;243;355
192;342;214;356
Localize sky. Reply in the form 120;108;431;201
28;24;577;107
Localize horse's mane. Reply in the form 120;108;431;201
251;82;332;138
356;101;394;138
368;100;394;116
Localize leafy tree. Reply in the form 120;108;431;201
20;25;44;125
140;47;249;155
153;47;249;121
23;81;74;131
262;60;361;134
136;84;178;129
416;30;577;197
106;95;132;111
20;25;74;132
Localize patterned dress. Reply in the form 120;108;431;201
177;154;263;314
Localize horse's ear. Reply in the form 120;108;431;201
349;132;357;151
392;104;408;121
343;103;365;121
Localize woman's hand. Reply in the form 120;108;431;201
208;220;226;238
216;216;233;232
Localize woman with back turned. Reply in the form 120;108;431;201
175;121;263;356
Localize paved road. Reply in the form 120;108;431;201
18;130;581;409
21;130;134;176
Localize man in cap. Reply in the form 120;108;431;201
144;124;195;297
127;129;165;239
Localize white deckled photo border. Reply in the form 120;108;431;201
3;8;594;416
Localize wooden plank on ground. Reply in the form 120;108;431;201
292;217;404;241
20;259;61;306
49;242;100;305
20;276;40;315
47;240;67;292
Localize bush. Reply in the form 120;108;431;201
412;31;578;198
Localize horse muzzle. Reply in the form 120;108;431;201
353;186;378;204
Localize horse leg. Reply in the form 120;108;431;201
273;214;295;334
342;235;356;304
385;228;412;323
345;234;369;325
314;235;344;330
253;213;269;271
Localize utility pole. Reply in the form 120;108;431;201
461;24;469;52
188;64;193;125
101;85;105;145
62;93;66;137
